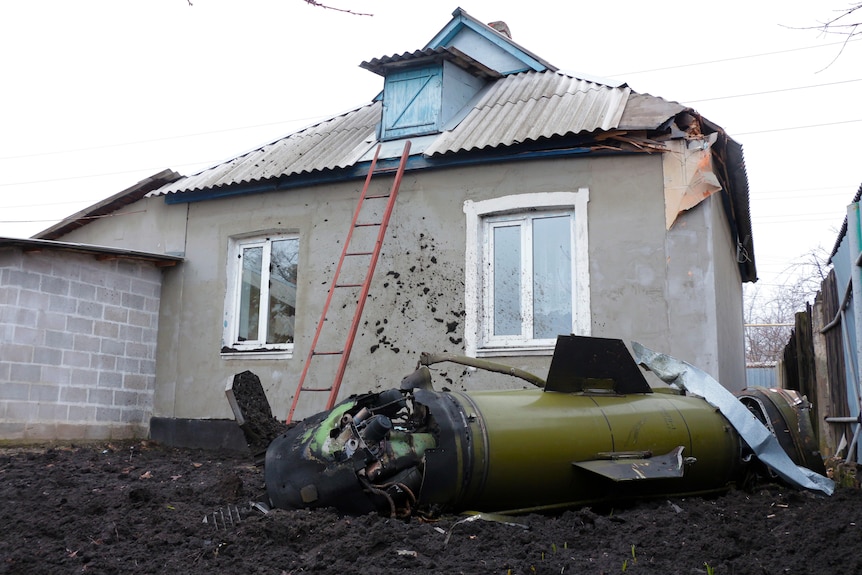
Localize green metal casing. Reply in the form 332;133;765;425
443;389;742;512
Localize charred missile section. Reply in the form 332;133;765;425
262;336;829;516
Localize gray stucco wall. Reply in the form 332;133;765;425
56;152;747;425
0;247;162;441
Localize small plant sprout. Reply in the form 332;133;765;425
631;545;637;564
552;543;557;554
704;562;715;575
621;559;628;572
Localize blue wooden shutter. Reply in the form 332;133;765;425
381;65;442;140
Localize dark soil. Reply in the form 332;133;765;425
1;441;860;575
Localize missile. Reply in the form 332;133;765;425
258;336;832;517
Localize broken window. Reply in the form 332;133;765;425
224;234;299;355
464;191;590;357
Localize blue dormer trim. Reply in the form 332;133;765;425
424;7;555;74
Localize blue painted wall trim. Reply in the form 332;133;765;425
163;146;599;205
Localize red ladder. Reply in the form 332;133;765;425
287;141;411;422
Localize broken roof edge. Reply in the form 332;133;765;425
34;169;182;241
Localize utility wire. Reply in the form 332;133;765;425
609;37;862;76
685;77;862;103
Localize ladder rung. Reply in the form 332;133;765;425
301;386;333;392
345;251;373;256
355;222;382;228
312;350;345;356
364;194;391;200
334;282;363;288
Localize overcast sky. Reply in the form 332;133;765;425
2;0;860;294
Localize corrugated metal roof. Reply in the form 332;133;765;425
154;71;644;196
360;46;502;80
155;104;381;196
423;71;631;155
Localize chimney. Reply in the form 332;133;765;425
487;21;511;39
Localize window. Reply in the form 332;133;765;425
223;234;299;356
464;191;590;356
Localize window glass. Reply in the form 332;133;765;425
267;238;298;344
238;246;262;342
532;215;572;339
226;234;299;354
493;224;522;336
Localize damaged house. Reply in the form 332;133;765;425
5;8;756;446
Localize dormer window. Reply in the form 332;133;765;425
361;47;500;142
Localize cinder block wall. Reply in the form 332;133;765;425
0;247;163;442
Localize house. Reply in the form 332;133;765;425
6;8;756;446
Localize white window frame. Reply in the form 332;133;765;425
222;232;299;359
464;190;590;357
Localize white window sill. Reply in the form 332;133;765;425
475;345;555;358
220;349;294;360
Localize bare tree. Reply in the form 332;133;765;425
744;247;830;365
786;3;862;69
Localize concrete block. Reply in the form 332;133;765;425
125;342;150;359
66;316;94;335
38;402;69;421
76;300;104;319
70;281;97;301
17;288;50;311
6;269;40;290
5;400;38;421
0;382;31;401
68;405;96;422
45;329;75;350
33;347;62;366
74;334;101;353
93;320;119;339
8;307;37;327
121;408;147;424
48;294;77;314
139;360;156;376
116;357;140;373
98;371;123;389
118;324;143;343
122;292;146;311
10;363;40;383
40;366;71;386
70;368;98;387
106;274;131;292
61;386;89;404
40;275;69;296
96;406;123;423
114;390;142;406
128;309;153;328
123;374;151;391
30;384;59;402
4;343;34;363
13;325;42;347
100;338;125;356
131;278;160;298
90;354;116;370
104;305;128;323
88;388;113;406
36;310;65;331
96;286;122;305
62;350;91;369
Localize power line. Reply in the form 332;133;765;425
609;37;862;77
685;77;862;103
734;118;862;136
0;115;327;161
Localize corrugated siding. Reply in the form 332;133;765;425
746;366;778;388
